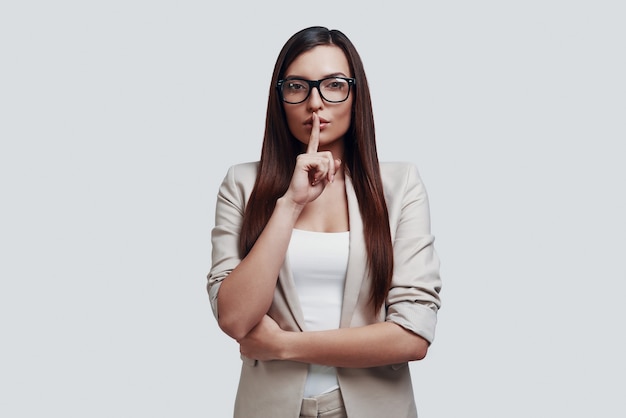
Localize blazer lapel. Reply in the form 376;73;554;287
340;173;368;328
277;255;306;331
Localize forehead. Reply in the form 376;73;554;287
285;45;351;79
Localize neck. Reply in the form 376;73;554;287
312;138;345;162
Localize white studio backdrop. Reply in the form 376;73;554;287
1;1;624;417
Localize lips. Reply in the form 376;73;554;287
304;116;330;130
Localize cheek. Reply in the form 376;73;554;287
284;108;307;142
334;104;353;131
283;108;297;130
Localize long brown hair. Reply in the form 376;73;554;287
240;26;393;313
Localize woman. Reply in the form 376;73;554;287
207;26;442;418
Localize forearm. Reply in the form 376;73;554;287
280;322;429;368
217;197;303;339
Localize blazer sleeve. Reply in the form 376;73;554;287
206;164;248;319
385;164;442;344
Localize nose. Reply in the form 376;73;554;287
306;86;324;111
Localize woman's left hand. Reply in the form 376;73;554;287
238;315;286;361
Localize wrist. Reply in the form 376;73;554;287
276;330;298;361
276;195;305;218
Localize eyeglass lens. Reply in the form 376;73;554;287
281;78;351;104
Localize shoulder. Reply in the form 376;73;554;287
221;161;259;187
379;161;428;207
217;161;259;204
379;161;422;185
225;161;259;180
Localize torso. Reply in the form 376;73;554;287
294;174;349;233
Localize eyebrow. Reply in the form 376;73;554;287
283;72;349;80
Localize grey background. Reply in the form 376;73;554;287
1;1;624;417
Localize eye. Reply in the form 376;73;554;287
284;80;308;92
322;78;348;90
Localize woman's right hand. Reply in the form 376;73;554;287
283;113;342;207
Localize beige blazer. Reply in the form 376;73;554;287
208;161;442;418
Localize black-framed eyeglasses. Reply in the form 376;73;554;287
277;77;356;104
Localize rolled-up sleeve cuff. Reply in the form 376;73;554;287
386;302;438;344
208;281;221;319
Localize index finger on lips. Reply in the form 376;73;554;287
306;113;320;154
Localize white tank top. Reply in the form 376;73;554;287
288;228;349;397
